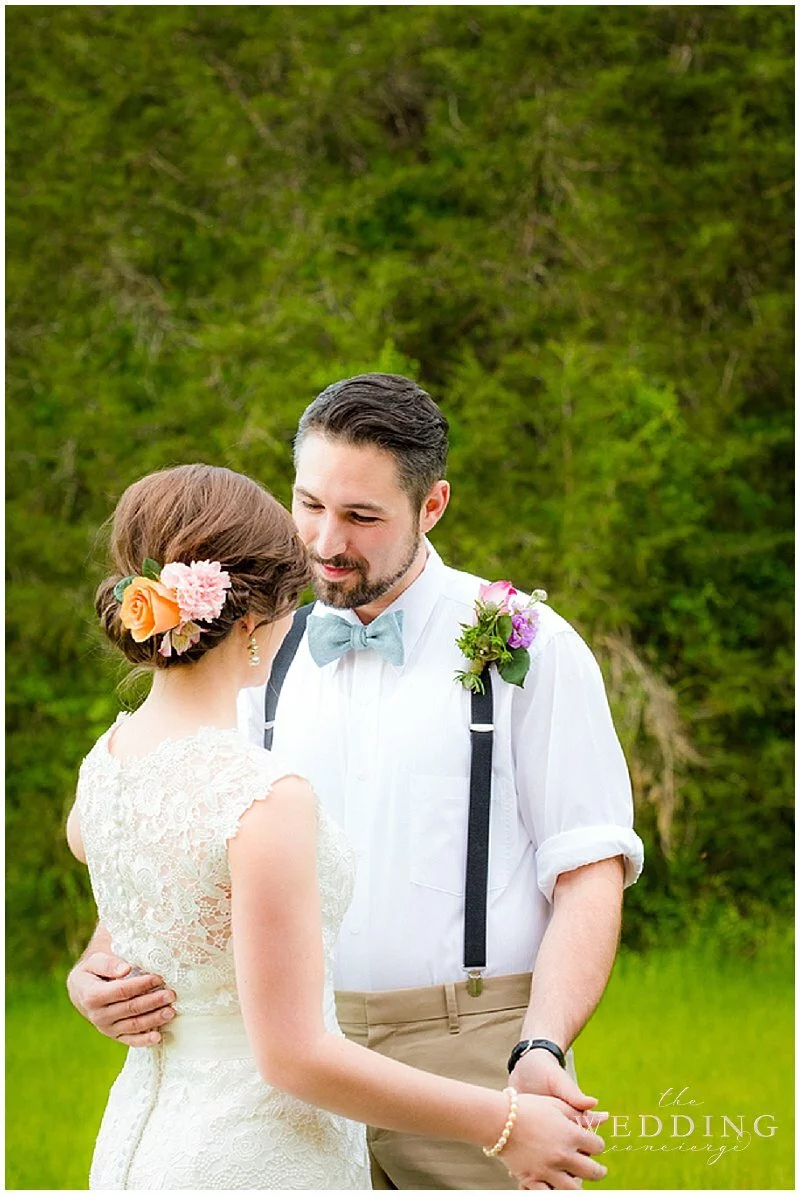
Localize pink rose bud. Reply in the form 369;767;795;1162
479;580;518;612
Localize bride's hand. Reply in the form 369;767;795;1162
501;1095;607;1190
67;952;176;1047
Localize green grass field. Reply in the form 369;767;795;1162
6;942;794;1190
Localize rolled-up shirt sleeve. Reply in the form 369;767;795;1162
511;620;644;903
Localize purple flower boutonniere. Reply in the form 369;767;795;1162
455;581;547;692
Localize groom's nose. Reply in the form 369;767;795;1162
314;514;349;560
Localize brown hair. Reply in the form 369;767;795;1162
96;464;310;668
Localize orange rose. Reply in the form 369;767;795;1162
119;577;181;643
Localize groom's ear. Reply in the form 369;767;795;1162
418;480;450;534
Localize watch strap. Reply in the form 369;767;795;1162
507;1037;567;1073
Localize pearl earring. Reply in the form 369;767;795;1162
247;634;260;667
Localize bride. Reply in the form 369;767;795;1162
66;463;607;1190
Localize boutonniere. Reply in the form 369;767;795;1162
455;581;547;692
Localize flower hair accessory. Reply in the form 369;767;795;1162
115;558;232;658
455;581;547;692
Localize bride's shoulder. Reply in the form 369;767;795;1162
199;730;308;790
198;734;315;843
77;712;128;771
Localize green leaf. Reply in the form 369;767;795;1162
112;576;134;602
496;613;513;643
141;557;162;581
497;646;530;688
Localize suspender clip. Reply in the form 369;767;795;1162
469;723;494;732
466;968;484;997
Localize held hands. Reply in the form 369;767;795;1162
66;952;177;1047
501;1094;607;1191
505;1051;607;1189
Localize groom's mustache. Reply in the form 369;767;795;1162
309;553;365;572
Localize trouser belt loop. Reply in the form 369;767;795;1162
444;983;461;1034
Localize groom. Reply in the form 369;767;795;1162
69;373;643;1189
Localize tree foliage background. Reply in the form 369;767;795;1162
7;5;793;977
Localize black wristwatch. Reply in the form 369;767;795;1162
507;1038;567;1073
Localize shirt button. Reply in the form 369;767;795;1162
350;926;361;935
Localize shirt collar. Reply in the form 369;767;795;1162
313;539;446;672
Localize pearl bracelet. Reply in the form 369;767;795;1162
482;1086;519;1158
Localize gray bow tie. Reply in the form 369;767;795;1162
307;609;405;668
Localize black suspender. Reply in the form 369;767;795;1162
263;604;495;995
263;603;314;750
464;675;494;996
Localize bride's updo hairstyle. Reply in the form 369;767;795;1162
96;464;310;668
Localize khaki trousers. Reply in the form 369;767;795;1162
336;972;564;1191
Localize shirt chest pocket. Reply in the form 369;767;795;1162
409;774;514;897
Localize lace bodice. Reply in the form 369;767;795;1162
79;717;370;1189
77;717;356;1016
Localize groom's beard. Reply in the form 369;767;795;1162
310;531;421;610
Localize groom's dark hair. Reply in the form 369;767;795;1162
294;373;449;511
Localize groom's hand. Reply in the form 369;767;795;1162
510;1048;596;1113
67;952;177;1047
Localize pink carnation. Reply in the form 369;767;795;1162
479;580;518;613
160;560;231;623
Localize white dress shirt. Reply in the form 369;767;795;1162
238;543;644;992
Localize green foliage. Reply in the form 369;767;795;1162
6;6;793;975
498;646;530;689
5;979;124;1190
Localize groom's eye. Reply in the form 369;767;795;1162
350;513;380;524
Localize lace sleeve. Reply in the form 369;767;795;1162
215;744;313;845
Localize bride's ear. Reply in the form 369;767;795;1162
241;614;257;635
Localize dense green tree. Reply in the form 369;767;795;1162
7;5;793;974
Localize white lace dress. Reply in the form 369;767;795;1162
77;716;370;1190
